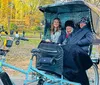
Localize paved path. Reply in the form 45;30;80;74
11;77;37;85
11;76;100;85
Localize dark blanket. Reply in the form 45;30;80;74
62;44;92;85
61;26;93;85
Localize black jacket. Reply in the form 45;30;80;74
58;26;93;53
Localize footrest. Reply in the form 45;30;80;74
91;58;99;64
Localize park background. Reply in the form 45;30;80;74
0;0;100;84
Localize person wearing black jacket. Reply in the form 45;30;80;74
58;20;74;45
61;17;93;85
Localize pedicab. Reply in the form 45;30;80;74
31;0;100;85
0;0;99;85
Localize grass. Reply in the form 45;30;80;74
23;32;43;38
0;32;42;76
19;38;41;48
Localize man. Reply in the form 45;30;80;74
62;17;93;85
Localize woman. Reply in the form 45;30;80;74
63;17;93;85
50;18;61;43
58;20;74;44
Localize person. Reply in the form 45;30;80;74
10;30;14;36
62;17;93;85
58;20;74;44
15;31;19;38
22;31;25;37
45;18;61;43
50;18;61;43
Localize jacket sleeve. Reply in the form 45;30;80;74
77;32;93;46
57;31;65;44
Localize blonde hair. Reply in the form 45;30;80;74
51;18;61;34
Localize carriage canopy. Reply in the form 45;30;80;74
39;1;100;37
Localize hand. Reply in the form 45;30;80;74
58;44;61;46
45;39;51;42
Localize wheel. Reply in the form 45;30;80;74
15;40;20;45
86;64;99;85
37;79;44;85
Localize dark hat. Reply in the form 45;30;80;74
80;17;89;24
65;20;74;28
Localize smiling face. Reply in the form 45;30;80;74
66;26;73;34
51;18;61;34
53;19;60;29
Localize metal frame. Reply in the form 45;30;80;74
0;52;82;85
0;49;99;85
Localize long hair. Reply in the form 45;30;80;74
51;18;61;34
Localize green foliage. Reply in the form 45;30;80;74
10;23;18;31
36;26;41;31
30;26;42;31
34;26;44;33
28;38;41;47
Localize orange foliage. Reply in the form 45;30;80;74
25;15;30;26
2;0;11;5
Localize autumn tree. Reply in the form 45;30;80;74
0;0;57;31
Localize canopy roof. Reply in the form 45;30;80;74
39;1;100;16
39;1;100;36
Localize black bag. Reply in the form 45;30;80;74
0;72;13;85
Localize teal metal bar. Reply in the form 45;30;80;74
2;62;28;74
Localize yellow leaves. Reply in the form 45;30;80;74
86;0;100;6
0;0;54;31
40;0;54;5
1;31;7;35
